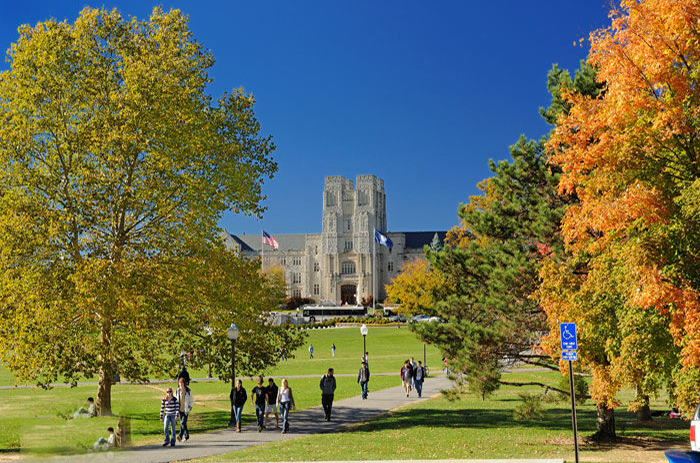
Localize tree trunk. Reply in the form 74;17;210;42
637;394;652;422
97;319;113;416
590;402;616;441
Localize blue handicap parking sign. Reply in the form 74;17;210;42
560;323;578;351
562;350;577;361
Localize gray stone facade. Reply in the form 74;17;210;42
222;175;445;304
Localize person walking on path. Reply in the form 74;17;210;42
174;377;193;442
331;343;336;357
176;365;190;387
251;377;267;432
230;379;247;433
309;344;314;359
357;361;370;399
160;387;179;446
276;378;296;434
264;378;280;428
414;360;426;398
400;360;413;397
319;368;336;421
410;357;418;389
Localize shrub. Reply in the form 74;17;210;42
513;393;544;420
556;374;589;405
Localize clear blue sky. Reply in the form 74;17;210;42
0;1;611;235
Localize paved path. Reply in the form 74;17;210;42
36;375;451;463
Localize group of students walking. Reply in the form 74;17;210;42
400;357;426;398
230;377;295;433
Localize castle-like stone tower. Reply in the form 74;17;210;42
223;175;445;304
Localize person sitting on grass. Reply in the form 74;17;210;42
92;427;116;451
73;397;97;418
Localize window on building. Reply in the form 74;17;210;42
388;261;394;272
341;261;356;275
314;262;319;272
313;284;320;295
344;240;353;252
315;246;318;255
293;256;301;266
292;289;301;297
292;273;301;284
346;220;352;231
281;257;286;265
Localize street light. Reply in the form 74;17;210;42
204;326;213;379
227;323;239;427
360;323;368;359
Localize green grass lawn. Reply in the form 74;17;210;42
0;326;437;387
0;326;430;457
196;370;689;463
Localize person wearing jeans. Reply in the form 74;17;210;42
230;379;247;433
319;368;336;421
160;388;179;446
414;360;426;398
357;361;370;399
251;376;267;432
276;378;296;433
174;378;193;442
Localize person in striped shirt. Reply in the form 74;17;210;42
160;387;179;446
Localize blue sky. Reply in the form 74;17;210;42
0;1;612;235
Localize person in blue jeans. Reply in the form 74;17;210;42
160;387;179;446
251;376;267;432
276;378;296;434
414;360;426;398
230;379;247;432
357;361;370;399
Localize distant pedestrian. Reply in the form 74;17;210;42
276;378;296;434
251;376;267;432
176;365;190;387
331;343;336;357
160;387;179;446
414;360;426;398
410;357;418;389
357;361;370;399
443;357;449;376
320;368;337;421
265;378;280;428
361;351;369;364
174;377;193;442
309;344;314;359
401;359;413;397
230;379;247;433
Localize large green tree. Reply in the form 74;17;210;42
0;7;285;414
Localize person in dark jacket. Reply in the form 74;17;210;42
319;368;336;421
176;365;190;387
251;376;267;432
357;361;370;399
230;379;247;432
414;360;426;397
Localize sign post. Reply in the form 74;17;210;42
560;323;579;463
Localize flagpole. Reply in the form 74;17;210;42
261;229;264;273
373;230;376;312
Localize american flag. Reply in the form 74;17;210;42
262;230;279;249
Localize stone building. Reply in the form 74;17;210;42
222;175;446;304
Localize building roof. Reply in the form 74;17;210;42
401;231;447;249
228;232;308;253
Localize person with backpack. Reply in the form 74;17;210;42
319;368;336;421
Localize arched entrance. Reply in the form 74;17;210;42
340;284;357;305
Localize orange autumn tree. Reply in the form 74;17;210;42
542;0;700;427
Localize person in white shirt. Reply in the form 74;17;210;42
174;378;194;442
93;427;116;451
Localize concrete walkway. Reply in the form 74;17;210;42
36;375;451;463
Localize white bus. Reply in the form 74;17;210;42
302;305;367;323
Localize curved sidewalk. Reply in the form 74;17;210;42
38;375;451;463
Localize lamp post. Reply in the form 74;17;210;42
205;326;213;379
227;323;239;427
360;323;368;359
